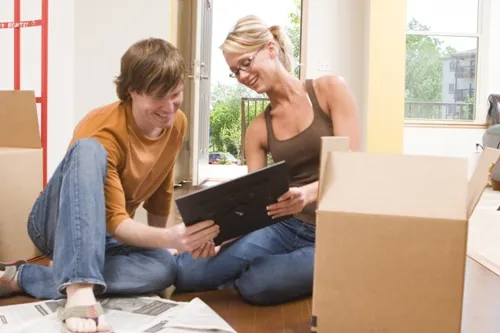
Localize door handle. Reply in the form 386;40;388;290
201;75;209;79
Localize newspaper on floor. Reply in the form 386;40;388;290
0;295;237;333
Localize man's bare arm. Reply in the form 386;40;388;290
113;218;219;252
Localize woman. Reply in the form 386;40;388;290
174;15;360;305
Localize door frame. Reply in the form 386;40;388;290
173;0;212;186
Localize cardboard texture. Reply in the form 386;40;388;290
312;140;499;333
0;91;42;261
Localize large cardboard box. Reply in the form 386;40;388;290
312;140;500;333
0;91;43;261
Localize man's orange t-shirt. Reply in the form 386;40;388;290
69;101;187;236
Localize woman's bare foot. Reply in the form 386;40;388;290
0;260;24;297
64;284;111;332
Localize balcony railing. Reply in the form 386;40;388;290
454;88;475;101
454;66;476;79
405;101;474;120
240;97;269;164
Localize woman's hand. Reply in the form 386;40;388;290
190;240;217;259
266;187;309;218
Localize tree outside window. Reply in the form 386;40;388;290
405;0;480;121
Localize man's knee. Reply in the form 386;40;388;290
68;138;108;165
174;253;207;291
148;249;178;290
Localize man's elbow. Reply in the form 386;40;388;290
147;212;169;228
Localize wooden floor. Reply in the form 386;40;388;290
173;290;312;333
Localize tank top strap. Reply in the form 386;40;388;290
305;79;329;119
263;103;274;152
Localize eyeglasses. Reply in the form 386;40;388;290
229;47;263;78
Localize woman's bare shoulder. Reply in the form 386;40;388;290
245;109;271;151
313;75;348;94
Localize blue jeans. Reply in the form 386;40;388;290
175;217;315;305
17;138;177;300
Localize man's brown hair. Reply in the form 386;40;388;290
114;38;185;102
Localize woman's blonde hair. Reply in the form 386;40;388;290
220;15;294;73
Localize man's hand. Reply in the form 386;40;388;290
266;187;309;218
190;240;217;259
166;220;220;254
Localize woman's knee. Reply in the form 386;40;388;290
234;261;278;305
174;253;212;291
235;256;313;305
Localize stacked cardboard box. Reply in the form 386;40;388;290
0;91;43;261
312;137;500;333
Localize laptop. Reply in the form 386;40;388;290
175;161;291;245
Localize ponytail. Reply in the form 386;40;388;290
268;25;294;73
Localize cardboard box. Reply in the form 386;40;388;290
0;91;43;261
312;141;500;333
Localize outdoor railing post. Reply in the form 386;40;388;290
241;98;246;165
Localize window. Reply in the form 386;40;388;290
405;0;481;121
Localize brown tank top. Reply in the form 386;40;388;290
264;79;334;224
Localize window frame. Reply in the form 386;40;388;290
404;0;490;128
298;0;309;80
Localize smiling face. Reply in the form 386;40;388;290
224;42;279;94
130;80;184;130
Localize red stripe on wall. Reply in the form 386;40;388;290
9;0;49;186
42;0;48;186
13;0;20;90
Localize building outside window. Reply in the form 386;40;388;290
405;0;482;121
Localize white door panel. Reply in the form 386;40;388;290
189;0;212;186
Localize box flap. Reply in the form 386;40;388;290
467;147;500;218
318;152;468;220
318;136;350;201
0;91;41;148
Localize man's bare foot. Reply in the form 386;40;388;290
64;284;111;332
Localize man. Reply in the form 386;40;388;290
0;38;219;333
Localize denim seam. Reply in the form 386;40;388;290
72;143;81;280
27;217;52;257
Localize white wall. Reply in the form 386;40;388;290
305;0;369;151
47;0;76;180
404;127;485;178
73;0;171;126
